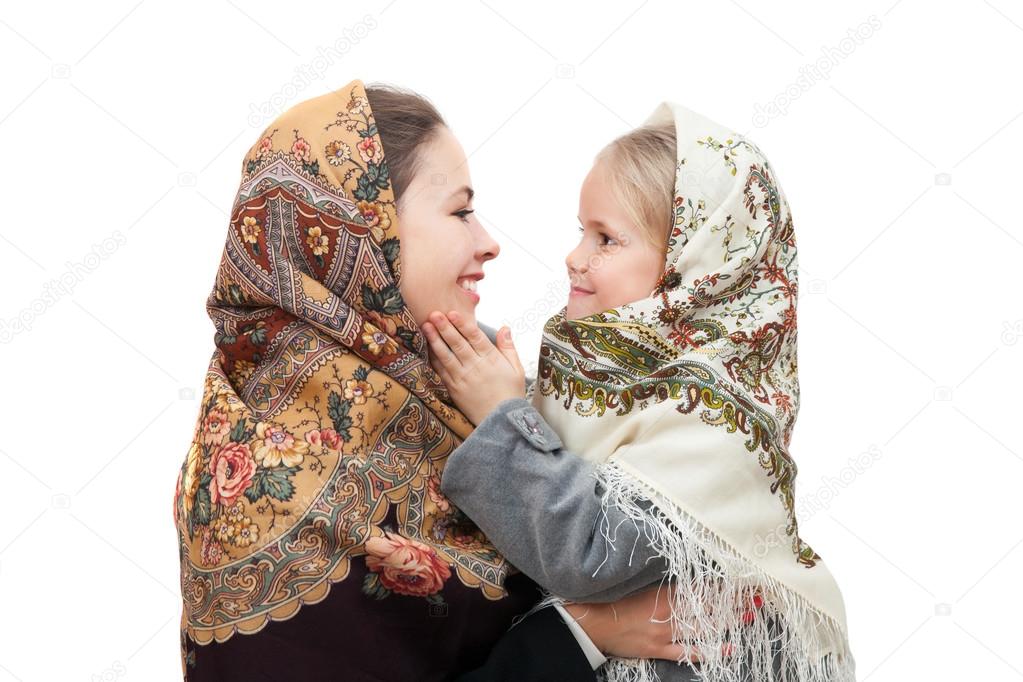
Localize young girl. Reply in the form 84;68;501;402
423;101;855;681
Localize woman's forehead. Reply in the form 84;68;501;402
416;128;470;181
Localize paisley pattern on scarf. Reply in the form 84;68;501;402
531;102;853;680
535;124;810;562
173;81;511;668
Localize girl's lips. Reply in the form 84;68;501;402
459;286;480;305
570;286;594;297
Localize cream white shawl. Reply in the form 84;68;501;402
531;102;854;681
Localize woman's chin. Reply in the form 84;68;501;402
427;293;477;325
451;301;477;326
453;288;480;321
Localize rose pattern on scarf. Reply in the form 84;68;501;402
208;442;257;507
363;530;452;600
176;362;395;565
174;82;515;676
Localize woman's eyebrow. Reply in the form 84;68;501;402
578;216;608;228
448;186;474;202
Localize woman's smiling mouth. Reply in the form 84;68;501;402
457;275;481;304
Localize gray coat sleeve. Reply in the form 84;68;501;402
440;397;668;603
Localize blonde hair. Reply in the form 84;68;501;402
594;122;677;249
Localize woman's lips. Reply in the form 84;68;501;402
460;286;480;304
457;276;480;305
570;286;594;298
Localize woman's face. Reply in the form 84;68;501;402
565;161;665;320
396;127;500;328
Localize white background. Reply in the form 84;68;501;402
1;1;1020;679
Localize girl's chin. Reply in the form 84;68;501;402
565;303;594;321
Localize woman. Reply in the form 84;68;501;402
425;103;855;680
172;79;684;681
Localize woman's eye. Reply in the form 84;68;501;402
453;209;475;223
599;233;618;247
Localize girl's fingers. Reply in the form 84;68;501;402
429;354;457;392
446;311;497;357
496;326;525;374
429;312;476;362
422;321;462;370
429;357;450;385
437;367;454;391
427;351;445;378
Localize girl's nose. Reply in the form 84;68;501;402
566;248;588;274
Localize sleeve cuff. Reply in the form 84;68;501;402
552;603;608;671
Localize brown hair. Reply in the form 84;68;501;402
364;83;447;204
595;123;677;249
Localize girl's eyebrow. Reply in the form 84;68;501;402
578;216;609;228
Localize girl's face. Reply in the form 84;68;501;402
397;127;500;328
565;161;665;320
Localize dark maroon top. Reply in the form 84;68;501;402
181;506;549;682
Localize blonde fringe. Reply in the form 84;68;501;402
529;461;855;682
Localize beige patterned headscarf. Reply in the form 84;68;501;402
173;80;524;676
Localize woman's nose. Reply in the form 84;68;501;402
473;221;500;262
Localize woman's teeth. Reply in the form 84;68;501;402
458;279;477;293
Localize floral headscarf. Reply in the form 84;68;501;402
173;80;527;678
532;102;855;681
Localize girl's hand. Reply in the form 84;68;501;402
421;310;525;426
564;585;766;663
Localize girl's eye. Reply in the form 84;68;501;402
453;209;475;223
577;225;618;247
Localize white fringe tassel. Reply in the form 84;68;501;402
534;461;855;682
